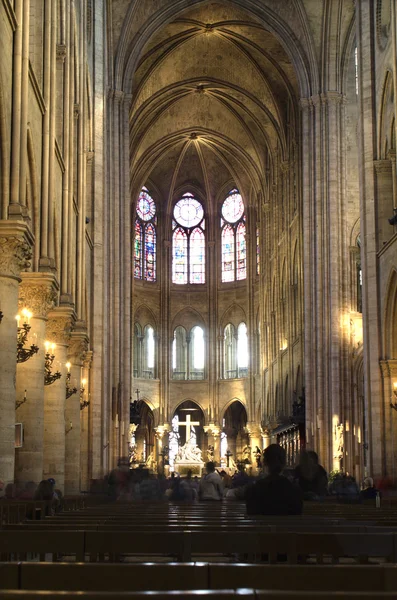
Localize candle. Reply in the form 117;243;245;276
82;378;87;387
66;362;71;372
51;343;56;353
45;341;50;352
16;315;20;327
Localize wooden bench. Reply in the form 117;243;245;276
2;589;397;599
2;562;397;592
2;530;397;563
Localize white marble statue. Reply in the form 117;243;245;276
175;442;203;463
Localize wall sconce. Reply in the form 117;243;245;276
16;310;39;363
390;383;397;410
44;341;62;386
80;379;90;410
65;362;78;398
16;389;27;410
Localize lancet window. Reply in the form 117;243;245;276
223;322;248;379
221;189;246;282
134;187;157;281
172;324;205;380
172;193;205;284
133;322;156;378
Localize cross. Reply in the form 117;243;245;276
178;413;200;445
225;449;233;468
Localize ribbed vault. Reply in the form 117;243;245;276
129;1;300;203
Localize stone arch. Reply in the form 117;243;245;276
116;0;317;98
0;69;8;220
383;269;397;358
378;70;395;159
219;303;246;331
171;307;206;332
134;304;158;330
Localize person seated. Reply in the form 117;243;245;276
294;450;328;499
231;464;250;488
18;481;37;500
199;462;223;501
180;469;198;501
360;477;380;501
34;480;58;516
246;444;303;515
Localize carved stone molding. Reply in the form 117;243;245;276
19;273;59;318
67;331;89;365
83;350;93;370
47;307;76;345
86;151;95;165
74;104;80;119
374;159;392;174
0;221;34;279
56;44;67;62
380;359;397;378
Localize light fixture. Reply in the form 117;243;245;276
65;362;78;399
16;389;28;410
390;383;397;410
80;379;90;410
16;310;39;363
44;341;62;386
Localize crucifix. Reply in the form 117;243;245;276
225;449;233;468
178;413;200;445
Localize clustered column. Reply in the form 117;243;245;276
0;222;34;486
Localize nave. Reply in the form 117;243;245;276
3;493;397;598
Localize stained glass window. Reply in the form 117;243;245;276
256;226;260;275
236;222;246;280
172;193;205;284
221;225;234;282
221;189;246;282
145;224;156;282
137;187;156;221
134;187;157;281
134;221;142;279
189;228;205;284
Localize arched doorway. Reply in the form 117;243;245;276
169;400;205;470
221;401;249;468
130;400;155;467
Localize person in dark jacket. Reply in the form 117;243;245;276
246;444;303;515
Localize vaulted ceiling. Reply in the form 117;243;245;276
127;1;300;205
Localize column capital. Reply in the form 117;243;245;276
374;159;392;174
83;350;93;370
56;44;67;62
46;306;76;346
68;330;89;365
380;359;397;378
0;221;34;280
19;273;59;318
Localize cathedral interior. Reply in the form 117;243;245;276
0;0;397;492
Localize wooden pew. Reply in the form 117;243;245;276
8;562;397;593
0;530;85;561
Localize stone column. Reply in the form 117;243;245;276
80;350;93;491
380;360;397;479
15;273;58;485
43;308;74;491
246;422;262;473
0;222;33;485
65;331;89;494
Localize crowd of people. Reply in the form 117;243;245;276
104;445;386;514
0;447;387;517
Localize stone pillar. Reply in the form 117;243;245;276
380;360;397;479
65;331;89;494
43;308;74;491
374;160;394;250
80;350;93;491
15;273;58;485
0;222;33;485
154;425;169;474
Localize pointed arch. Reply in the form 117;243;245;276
384;269;397;358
